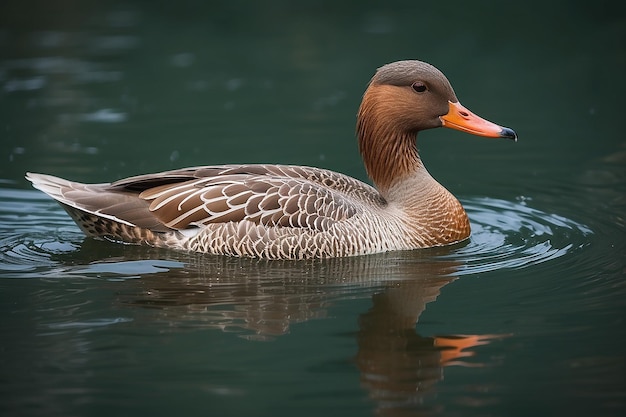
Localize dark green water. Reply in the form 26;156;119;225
1;1;624;416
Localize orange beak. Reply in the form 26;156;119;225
440;101;517;141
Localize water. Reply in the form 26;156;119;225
1;1;624;416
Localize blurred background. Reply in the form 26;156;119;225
2;0;622;188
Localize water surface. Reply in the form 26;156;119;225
1;1;624;416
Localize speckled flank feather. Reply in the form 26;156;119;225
26;60;515;259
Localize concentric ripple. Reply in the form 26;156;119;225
0;187;82;277
447;197;593;275
0;188;592;279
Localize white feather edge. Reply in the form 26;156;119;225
26;173;138;228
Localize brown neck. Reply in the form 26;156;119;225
357;86;422;194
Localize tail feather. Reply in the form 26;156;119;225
26;172;78;206
25;172;166;231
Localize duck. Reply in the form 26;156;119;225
26;60;516;260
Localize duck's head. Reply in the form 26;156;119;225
357;60;516;192
358;60;516;140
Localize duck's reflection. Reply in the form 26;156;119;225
356;278;501;415
75;242;502;415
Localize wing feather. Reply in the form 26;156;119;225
112;164;388;232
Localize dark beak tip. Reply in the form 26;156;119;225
500;127;518;142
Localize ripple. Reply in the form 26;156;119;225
46;317;133;330
448;197;593;275
0;188;592;279
68;259;185;279
0;188;79;276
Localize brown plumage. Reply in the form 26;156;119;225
26;60;516;259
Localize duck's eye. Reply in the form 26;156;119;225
411;82;427;93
